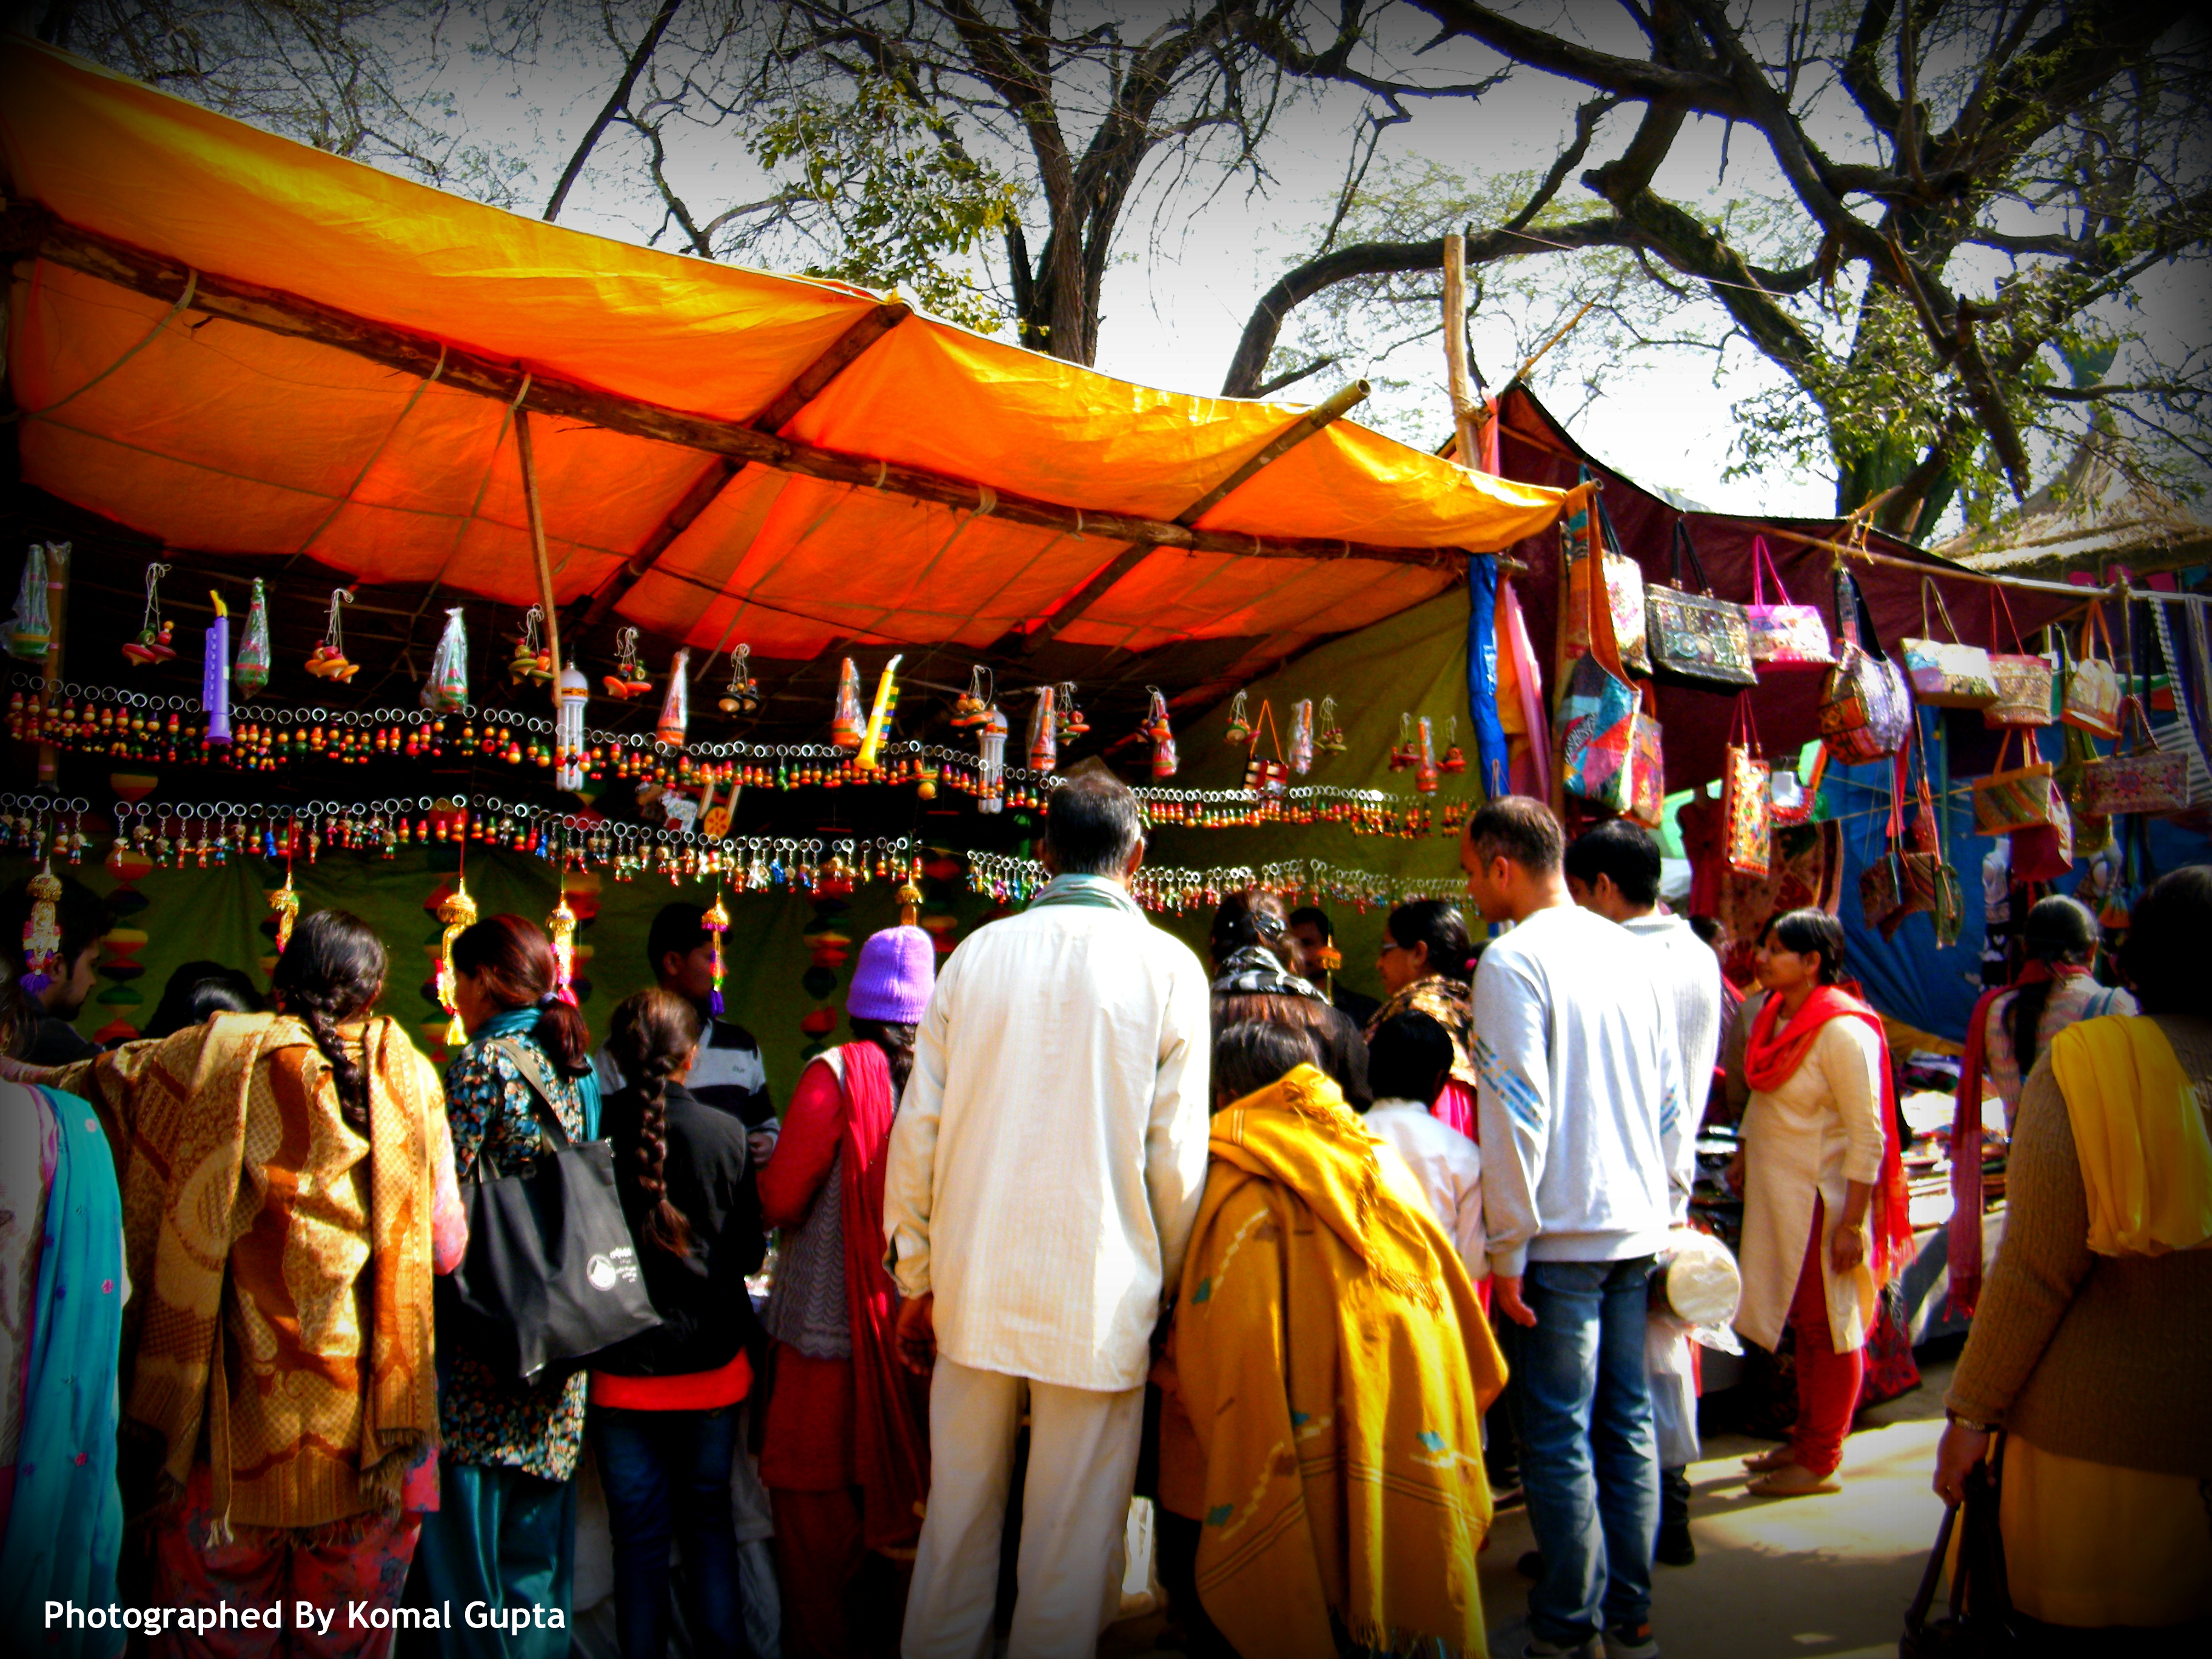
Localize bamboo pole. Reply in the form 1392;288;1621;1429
1441;235;1480;467
1515;300;1597;385
514;409;563;713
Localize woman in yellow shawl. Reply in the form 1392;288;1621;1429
1158;1020;1507;1659
1934;865;2212;1641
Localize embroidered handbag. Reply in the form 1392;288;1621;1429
1626;683;1667;830
1561;495;1652;678
1982;587;2054;729
2061;605;2124;737
1901;578;1997;709
1561;523;1652;815
1972;729;2064;836
1769;745;1826;828
2009;812;2074;884
1743;535;1834;669
1818;569;1914;763
1646;522;1757;692
1722;694;1772;876
2079;698;2189;817
1858;765;1908;931
2054;723;2117;861
1901;741;1963;947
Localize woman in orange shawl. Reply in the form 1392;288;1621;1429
1732;909;1913;1496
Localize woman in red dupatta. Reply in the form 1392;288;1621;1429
1732;910;1914;1496
757;926;934;1659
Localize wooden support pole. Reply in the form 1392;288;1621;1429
10;209;1533;569
514;409;563;713
1441;236;1480;468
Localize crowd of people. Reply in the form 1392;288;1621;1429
0;771;2205;1659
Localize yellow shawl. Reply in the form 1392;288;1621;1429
1171;1065;1506;1659
56;1012;443;1529
2048;1015;2212;1256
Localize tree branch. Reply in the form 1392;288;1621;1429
544;0;683;223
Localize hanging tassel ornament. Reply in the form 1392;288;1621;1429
122;561;178;666
856;654;904;772
423;607;469;711
18;862;62;997
831;658;865;749
1290;698;1316;776
1144;686;1178;780
235;578;272;697
603;626;654;699
203;591;233;748
702;890;731;1016
1224;689;1253;745
547;892;579;1000
555;659;589;789
270;868;300;954
717;643;761;715
657;648;691;748
6;545;53;662
1028;684;1059;773
437;877;478;1048
306;588;359;681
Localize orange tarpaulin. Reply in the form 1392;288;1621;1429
0;37;1569;666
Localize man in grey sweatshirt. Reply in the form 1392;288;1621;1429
1464;799;1686;1659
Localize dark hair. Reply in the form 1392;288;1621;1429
1686;914;1725;948
1;870;112;976
452;914;592;1072
1310;1004;1373;1111
1369;1011;1455;1108
144;960;264;1041
1043;773;1144;876
0;950;29;1061
1564;819;1661;909
1465;796;1564;875
1384;899;1475;982
646;902;709;974
1213;1020;1317;1106
1767;908;1847;985
608;989;704;1258
2119;865;2212;1019
1209;889;1291;968
850;1016;919;1098
270;910;386;1133
2007;894;2101;1074
1287;905;1333;940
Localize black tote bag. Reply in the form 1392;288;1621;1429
441;1037;662;1386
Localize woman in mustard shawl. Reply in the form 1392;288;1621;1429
1159;1021;1506;1659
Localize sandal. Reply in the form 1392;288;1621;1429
1740;1446;1797;1473
1746;1464;1841;1497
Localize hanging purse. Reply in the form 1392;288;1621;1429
1902;735;1964;947
1982;588;2054;729
1858;759;1908;931
1902;578;1998;709
1769;745;1826;828
2078;697;2189;816
1646;522;1757;691
1722;694;1772;876
1971;728;2064;836
2060;604;2124;737
1899;1435;2021;1658
1818;567;1914;762
1561;518;1653;816
2009;809;2075;885
2054;721;2117;861
1743;534;1834;669
1561;493;1653;678
1626;682;1666;829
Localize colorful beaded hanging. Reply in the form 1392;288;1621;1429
122;561;178;666
19;860;62;996
436;875;478;1048
702;888;731;1016
603;626;654;699
307;588;359;682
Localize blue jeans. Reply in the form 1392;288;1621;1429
1501;1256;1660;1646
592;1405;751;1659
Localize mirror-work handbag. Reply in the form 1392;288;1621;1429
1563;517;1660;815
1902;578;1998;709
1743;535;1834;669
1723;694;1772;876
1972;729;2064;836
1561;494;1653;678
1646;522;1757;691
2061;606;2124;737
1819;568;1913;762
2079;698;2189;816
1769;745;1826;828
1982;588;2053;729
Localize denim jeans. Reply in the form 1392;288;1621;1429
1501;1256;1660;1647
593;1404;751;1659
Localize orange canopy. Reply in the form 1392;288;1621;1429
0;37;1567;675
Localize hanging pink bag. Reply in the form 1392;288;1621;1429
1743;535;1834;670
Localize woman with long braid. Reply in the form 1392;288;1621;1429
588;990;766;1659
409;914;601;1657
2;910;464;1654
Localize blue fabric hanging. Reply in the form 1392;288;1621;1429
1466;554;1511;800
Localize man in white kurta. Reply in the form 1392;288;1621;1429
885;773;1212;1658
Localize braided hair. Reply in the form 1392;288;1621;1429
607;988;704;1258
270;910;386;1133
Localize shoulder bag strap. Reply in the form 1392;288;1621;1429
1586;497;1626;680
488;1035;579;1155
1833;567;1865;651
1905;1498;1959;1637
1670;520;1706;594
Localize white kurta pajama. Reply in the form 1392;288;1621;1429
1734;1017;1888;1354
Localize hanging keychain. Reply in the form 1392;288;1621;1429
234;577;272;697
657;648;692;748
717;643;762;715
122;561;178;666
1289;698;1315;776
307;588;359;682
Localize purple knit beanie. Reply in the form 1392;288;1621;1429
846;925;936;1024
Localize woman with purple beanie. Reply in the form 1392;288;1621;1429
757;923;937;1658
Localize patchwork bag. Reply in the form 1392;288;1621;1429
1561;495;1652;678
1972;729;2064;836
2079;699;2189;817
1626;683;1667;829
1743;535;1834;669
2060;605;2124;738
1561;520;1658;815
1900;578;1997;709
1646;521;1757;692
1982;586;2054;729
1722;694;1772;876
1818;568;1914;763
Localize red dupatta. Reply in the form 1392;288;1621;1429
1744;983;1916;1284
837;1040;932;1554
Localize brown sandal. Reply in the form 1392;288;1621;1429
1740;1446;1797;1473
1746;1464;1842;1497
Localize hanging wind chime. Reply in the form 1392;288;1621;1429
122;561;177;666
510;606;555;684
717;643;762;715
1316;695;1347;754
306;587;359;682
603;626;653;699
555;659;590;789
